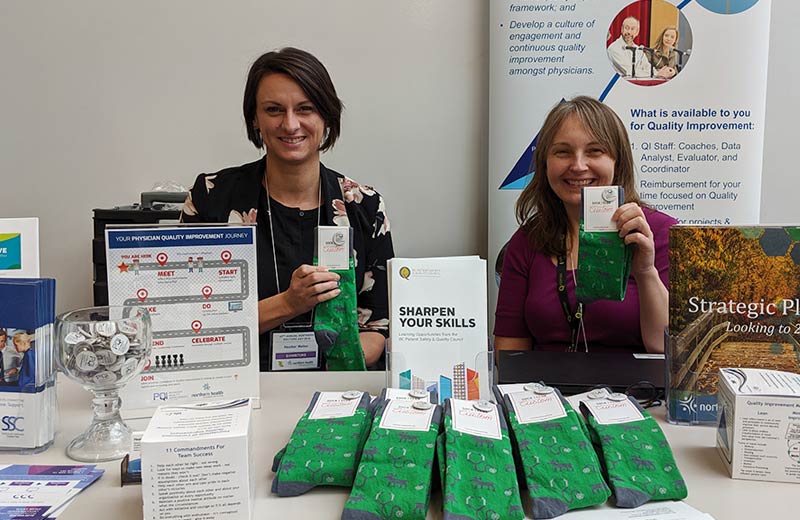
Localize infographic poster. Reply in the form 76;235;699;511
488;0;771;314
106;225;259;414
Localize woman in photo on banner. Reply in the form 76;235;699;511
494;96;677;355
648;26;680;78
181;47;393;370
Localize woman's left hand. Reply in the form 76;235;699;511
612;203;656;278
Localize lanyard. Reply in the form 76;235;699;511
556;244;584;352
263;170;322;327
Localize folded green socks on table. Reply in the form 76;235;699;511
580;395;688;508
438;399;524;520
272;391;372;496
502;389;610;518
273;388;688;518
343;399;441;520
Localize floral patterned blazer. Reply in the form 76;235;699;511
181;157;393;368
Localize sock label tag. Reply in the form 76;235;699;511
379;400;435;432
309;391;362;419
450;398;502;440
317;226;351;269
385;388;430;402
582;395;644;425
508;390;567;424
582;186;622;232
495;383;528;397
566;387;610;410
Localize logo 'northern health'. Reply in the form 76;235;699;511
0;234;22;270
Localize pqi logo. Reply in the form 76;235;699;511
1;415;24;432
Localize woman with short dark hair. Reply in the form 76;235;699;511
182;48;393;370
494;96;676;354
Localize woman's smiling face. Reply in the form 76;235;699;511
545;114;615;210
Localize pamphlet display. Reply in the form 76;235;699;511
667;226;800;424
716;368;800;484
141;399;254;520
0;217;39;277
0;277;56;451
388;256;490;404
0;464;104;519
105;225;260;413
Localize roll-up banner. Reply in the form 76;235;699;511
488;0;771;317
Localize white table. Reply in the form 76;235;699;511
1;372;796;519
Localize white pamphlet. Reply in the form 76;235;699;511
388;256;489;404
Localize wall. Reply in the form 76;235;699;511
0;0;795;314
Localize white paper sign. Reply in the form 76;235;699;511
508;390;567;424
0;217;39;277
582;394;644;425
379;400;435;432
309;392;362;420
106;224;260;415
450;398;502;440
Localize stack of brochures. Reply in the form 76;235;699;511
0;278;56;451
0;464;104;518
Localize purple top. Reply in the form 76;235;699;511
494;208;677;352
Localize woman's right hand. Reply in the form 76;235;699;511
283;264;341;316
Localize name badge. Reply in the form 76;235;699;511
270;330;319;371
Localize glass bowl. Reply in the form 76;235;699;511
55;306;151;462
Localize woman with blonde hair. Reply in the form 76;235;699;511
649;26;679;76
494;97;677;354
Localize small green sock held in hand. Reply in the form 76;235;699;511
313;253;366;371
576;221;632;302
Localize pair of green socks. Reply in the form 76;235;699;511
343;399;441;519
437;399;524;520
577;222;632;302
501;388;610;519
313;255;366;371
272;391;372;496
581;395;687;507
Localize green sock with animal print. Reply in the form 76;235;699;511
502;390;610;518
438;399;524;520
581;396;687;508
313;255;366;371
576;222;632;302
271;391;372;496
342;400;441;520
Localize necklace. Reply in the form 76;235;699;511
263;168;322;324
